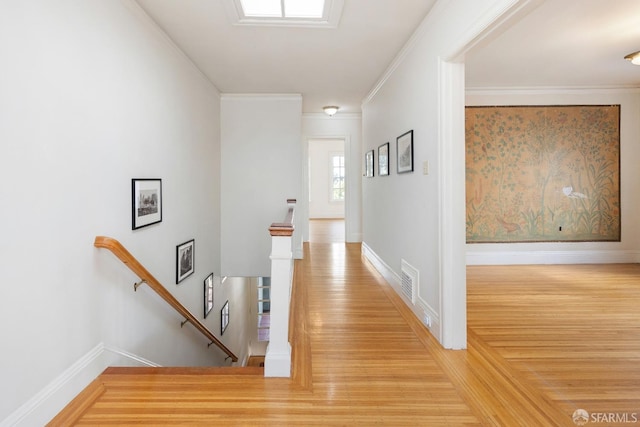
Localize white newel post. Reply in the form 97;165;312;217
264;200;296;377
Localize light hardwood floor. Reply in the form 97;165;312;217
309;218;345;243
51;221;640;426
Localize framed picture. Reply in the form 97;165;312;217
397;130;414;174
221;300;230;335
176;239;195;284
204;273;214;319
365;149;375;178
378;142;390;176
131;179;162;230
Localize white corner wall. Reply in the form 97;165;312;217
215;276;254;367
360;0;525;348
302;113;363;243
465;89;640;265
0;1;228;425
220;95;303;277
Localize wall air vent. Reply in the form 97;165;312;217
400;259;419;305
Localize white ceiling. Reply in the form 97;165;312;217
466;0;640;90
134;0;436;114
134;0;640;114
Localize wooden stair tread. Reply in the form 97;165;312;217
102;366;264;376
47;378;105;427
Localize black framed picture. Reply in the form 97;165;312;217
131;178;162;230
204;273;214;318
176;239;195;284
397;130;414;173
378;142;390;176
365;149;375;177
221;300;229;335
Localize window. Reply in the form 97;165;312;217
257;277;270;341
330;154;345;202
227;0;343;28
240;0;325;18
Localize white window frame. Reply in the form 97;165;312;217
225;0;344;28
329;152;345;203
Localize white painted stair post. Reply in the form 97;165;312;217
264;199;296;377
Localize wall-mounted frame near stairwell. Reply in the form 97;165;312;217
378;142;390;176
132;178;162;230
365;150;374;178
396;130;413;174
221;300;230;335
204;273;214;318
176;239;195;284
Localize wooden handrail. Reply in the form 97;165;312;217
269;199;296;237
94;236;238;362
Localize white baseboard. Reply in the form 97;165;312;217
1;344;160;427
361;243;441;341
466;249;640;265
103;346;161;368
361;242;399;286
1;343;107;427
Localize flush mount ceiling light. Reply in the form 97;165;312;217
323;106;339;116
624;50;640;65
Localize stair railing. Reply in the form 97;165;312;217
94;236;238;362
264;199;296;377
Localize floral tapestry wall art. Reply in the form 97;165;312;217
465;105;620;243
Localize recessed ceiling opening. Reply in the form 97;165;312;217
240;0;325;18
227;0;343;28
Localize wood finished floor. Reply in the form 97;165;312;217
308;218;345;243
52;221;640;426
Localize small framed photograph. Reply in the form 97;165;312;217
176;239;195;284
365;149;375;178
397;130;414;174
221;300;230;335
131;179;162;230
204;273;214;318
378;142;390;176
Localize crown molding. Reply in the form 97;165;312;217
362;0;533;108
466;85;640;96
220;93;303;101
302;112;362;120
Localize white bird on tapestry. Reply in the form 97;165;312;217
562;186;588;199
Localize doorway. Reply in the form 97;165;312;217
308;138;346;243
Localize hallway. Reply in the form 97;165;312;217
54;232;640;426
309;218;345;243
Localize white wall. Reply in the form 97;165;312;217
0;1;230;424
302;113;363;242
220;95;303;277
465;89;640;264
309;139;345;219
360;0;525;347
215;276;253;366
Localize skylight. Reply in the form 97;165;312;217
240;0;325;19
239;0;282;18
228;0;343;28
284;0;325;18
